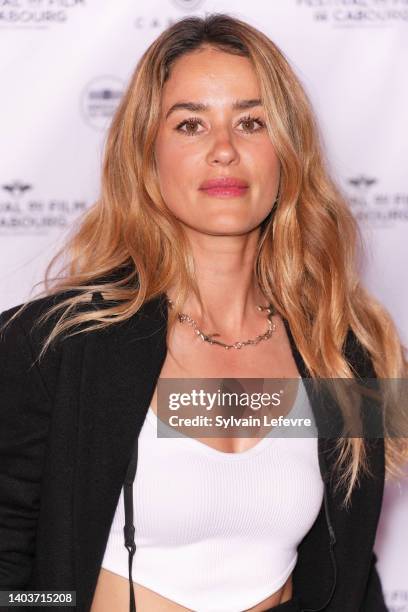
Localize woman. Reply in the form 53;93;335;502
1;13;407;612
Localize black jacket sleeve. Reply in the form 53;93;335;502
360;552;389;611
0;308;53;587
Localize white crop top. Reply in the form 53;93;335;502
101;379;324;612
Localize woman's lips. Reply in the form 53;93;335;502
199;178;249;198
200;186;248;197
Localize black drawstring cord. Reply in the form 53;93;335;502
125;536;136;612
123;437;139;612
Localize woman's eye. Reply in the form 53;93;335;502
175;117;204;136
239;115;265;133
174;114;265;136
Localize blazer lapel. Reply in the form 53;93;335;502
73;294;168;610
282;317;385;610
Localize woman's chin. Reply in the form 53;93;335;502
185;223;259;237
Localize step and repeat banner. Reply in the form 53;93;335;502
1;0;407;607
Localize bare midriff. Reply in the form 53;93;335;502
90;568;293;611
91;313;300;611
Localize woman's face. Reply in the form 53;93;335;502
154;45;280;236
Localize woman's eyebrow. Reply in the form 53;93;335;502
165;98;262;119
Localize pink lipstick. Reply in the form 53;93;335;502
199;176;249;198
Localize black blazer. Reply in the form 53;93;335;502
0;288;388;612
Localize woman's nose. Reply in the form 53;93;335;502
206;128;239;166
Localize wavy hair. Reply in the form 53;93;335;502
3;13;408;506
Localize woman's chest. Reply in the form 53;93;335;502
133;412;324;545
150;314;302;452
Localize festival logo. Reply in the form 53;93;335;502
170;0;206;10
0;0;86;30
134;0;205;30
80;76;125;131
345;174;408;228
0;179;88;235
295;0;408;28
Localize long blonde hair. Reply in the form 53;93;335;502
3;13;408;506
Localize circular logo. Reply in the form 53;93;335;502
171;0;205;11
80;76;125;131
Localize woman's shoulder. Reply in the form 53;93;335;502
0;288;95;346
0;289;101;396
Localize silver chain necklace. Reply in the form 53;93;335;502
166;296;277;350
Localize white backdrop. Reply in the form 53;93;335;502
1;0;407;607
